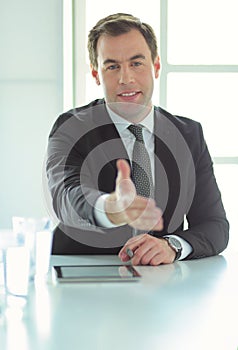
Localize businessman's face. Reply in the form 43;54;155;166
91;29;160;121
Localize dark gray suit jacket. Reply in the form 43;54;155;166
46;99;229;258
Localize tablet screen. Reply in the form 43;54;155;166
53;265;141;282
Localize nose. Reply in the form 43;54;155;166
118;66;135;85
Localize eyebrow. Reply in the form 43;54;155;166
103;54;146;66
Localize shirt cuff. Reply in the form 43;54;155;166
94;194;124;228
165;234;193;260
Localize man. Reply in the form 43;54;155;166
46;13;229;265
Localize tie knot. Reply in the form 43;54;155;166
128;124;144;143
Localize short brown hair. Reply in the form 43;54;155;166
88;13;158;69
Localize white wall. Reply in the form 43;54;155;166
0;0;63;228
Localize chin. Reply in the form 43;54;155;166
108;102;151;122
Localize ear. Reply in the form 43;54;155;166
91;64;100;85
154;56;161;79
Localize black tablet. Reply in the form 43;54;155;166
52;264;141;283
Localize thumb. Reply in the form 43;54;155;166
116;159;136;201
116;159;131;182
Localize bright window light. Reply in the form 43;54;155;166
168;0;238;64
63;0;73;110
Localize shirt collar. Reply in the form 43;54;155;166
106;104;154;134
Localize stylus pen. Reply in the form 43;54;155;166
126;248;134;259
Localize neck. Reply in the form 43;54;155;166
106;102;152;123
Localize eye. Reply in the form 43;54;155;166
106;64;119;71
131;61;142;67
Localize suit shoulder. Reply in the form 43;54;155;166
65;98;105;118
156;106;202;131
49;99;105;137
155;106;206;155
156;107;203;138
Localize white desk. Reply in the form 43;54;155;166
1;253;238;350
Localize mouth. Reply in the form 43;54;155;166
117;91;141;101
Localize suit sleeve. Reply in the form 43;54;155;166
175;124;229;259
46;113;104;231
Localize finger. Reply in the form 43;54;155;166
132;241;167;266
140;246;161;265
131;216;163;231
148;239;176;265
130;240;157;265
116;159;136;204
118;251;131;262
126;207;162;223
149;254;165;266
118;234;147;260
125;196;156;210
126;207;163;231
116;159;131;181
124;197;161;216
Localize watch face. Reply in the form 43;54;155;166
169;237;182;250
164;237;182;261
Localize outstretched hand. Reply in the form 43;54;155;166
105;159;163;231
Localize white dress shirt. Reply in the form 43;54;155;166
94;105;192;260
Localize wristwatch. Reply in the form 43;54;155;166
164;236;182;261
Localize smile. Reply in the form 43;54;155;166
120;92;137;97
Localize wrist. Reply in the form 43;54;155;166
163;236;182;261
